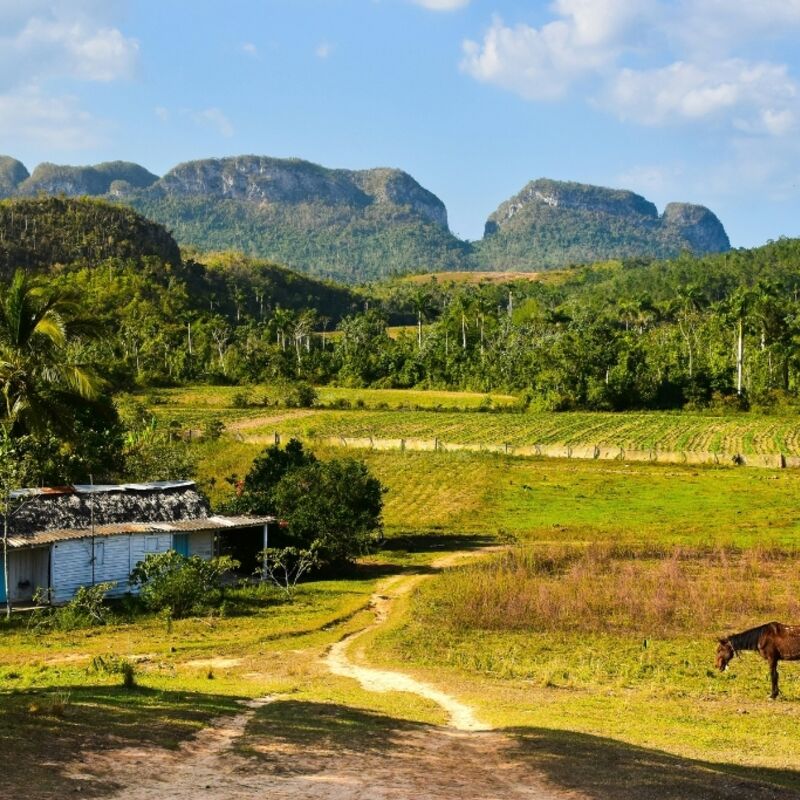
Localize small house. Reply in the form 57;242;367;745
0;481;273;605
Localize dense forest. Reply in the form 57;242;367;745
2;197;800;419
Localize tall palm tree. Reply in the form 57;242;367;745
0;270;102;437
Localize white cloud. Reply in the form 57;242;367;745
0;85;102;149
0;3;137;151
412;0;470;10
1;14;138;88
241;42;259;58
461;3;652;101
672;0;800;53
604;60;798;134
191;107;235;138
462;17;603;100
461;2;800;138
315;41;334;60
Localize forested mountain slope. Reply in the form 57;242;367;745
0;155;730;282
476;179;730;270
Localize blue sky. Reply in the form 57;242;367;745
1;0;799;246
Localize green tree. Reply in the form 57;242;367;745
0;270;101;436
272;458;384;564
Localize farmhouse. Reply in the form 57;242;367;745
0;481;273;605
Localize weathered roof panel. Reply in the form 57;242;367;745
7;515;274;549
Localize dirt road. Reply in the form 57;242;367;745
61;550;793;799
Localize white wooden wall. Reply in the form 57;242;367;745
51;533;172;604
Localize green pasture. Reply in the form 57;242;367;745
197;443;800;547
8;389;800;794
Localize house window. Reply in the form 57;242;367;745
144;536;160;552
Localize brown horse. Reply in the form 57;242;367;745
716;622;800;698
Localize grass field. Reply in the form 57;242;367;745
139;386;800;457
6;384;800;796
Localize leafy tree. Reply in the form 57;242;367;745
233;439;384;565
271;458;384;564
0;270;103;436
130;551;239;617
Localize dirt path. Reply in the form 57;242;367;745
63;548;577;799
324;557;492;731
65;698;273;799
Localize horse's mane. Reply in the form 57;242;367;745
728;624;772;652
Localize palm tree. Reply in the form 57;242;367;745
0;270;102;437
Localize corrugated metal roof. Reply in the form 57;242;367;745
11;480;197;499
7;514;274;549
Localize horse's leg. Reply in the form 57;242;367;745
770;658;780;700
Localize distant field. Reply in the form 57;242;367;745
139;385;518;427
234;409;800;457
401;271;546;284
139;384;800;456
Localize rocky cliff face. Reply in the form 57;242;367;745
18;161;158;198
0;156;30;197
0;156;732;281
660;202;730;253
151;156;448;228
478;178;730;269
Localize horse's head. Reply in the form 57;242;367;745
716;638;735;671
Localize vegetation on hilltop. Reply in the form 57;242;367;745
130;194;470;282
0;155;732;282
477;178;730;271
0;197;180;273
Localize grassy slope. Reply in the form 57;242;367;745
6;385;800;794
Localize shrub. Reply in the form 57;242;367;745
29;582;115;631
272;458;384;564
231;439;385;565
28;692;70;717
283;382;317;408
231;391;251;409
90;655;137;689
130;552;240;618
202;418;225;441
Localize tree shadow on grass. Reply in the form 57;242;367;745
241;698;421;766
0;684;244;800
240;700;800;798
505;726;800;799
314;533;497;583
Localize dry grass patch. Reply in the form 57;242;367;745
419;544;800;636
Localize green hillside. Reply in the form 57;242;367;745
475;178;730;270
0;196;181;274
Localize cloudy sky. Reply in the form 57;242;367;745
1;0;799;246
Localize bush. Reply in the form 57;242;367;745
272;458;384;564
130;552;239;618
90;654;137;688
231;391;251;409
202;418;225;440
283;382;318;408
29;582;115;631
232;439;385;565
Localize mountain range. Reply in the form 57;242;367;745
0;154;730;283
